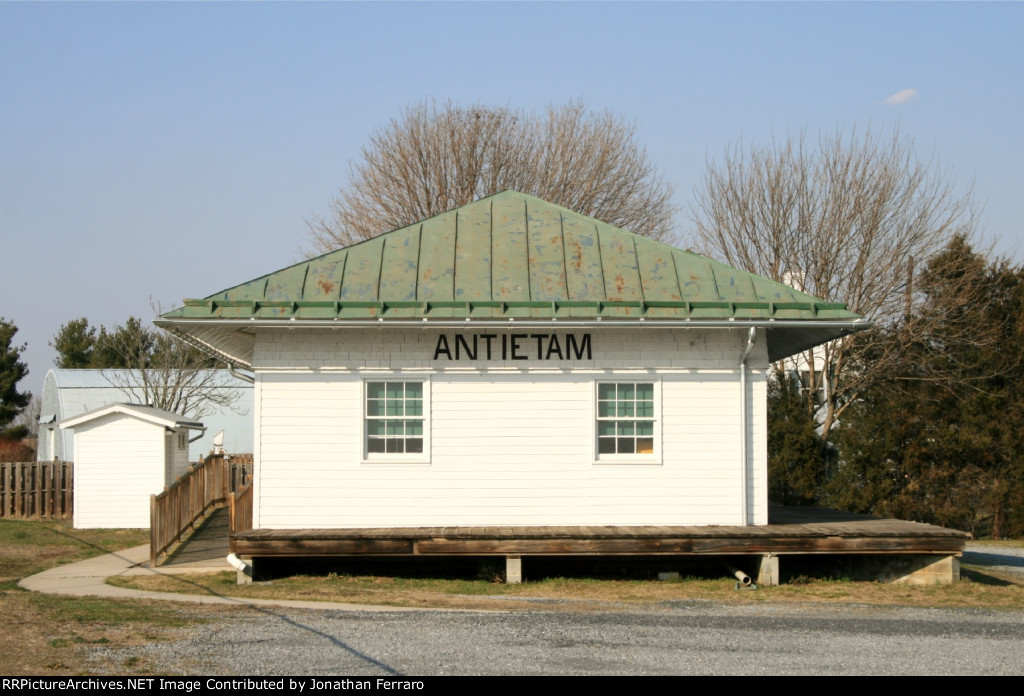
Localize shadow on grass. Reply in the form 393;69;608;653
32;523;404;677
962;550;1024;568
960;566;1020;587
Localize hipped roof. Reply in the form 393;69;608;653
158;190;868;364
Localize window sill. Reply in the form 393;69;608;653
593;457;663;466
360;458;431;467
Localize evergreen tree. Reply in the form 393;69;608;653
50;317;96;368
767;371;833;505
53;317;158;370
91;317;156;369
0;318;31;441
831;238;1024;537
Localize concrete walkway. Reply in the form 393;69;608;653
18;543;429;612
18;509;425;612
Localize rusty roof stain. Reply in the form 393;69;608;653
163;190;861;323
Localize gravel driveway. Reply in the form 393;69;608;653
93;600;1024;676
82;543;1024;675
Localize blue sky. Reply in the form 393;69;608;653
2;2;1022;396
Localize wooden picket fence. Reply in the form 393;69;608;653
0;461;74;520
150;453;252;566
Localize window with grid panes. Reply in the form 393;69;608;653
597;382;655;456
366;382;424;455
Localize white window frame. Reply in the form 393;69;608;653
593;379;662;464
362;378;431;464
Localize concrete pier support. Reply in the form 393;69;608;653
884;554;960;585
757;554;780;586
237;557;254;585
506;555;522;584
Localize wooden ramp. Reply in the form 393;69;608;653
160;507;231;567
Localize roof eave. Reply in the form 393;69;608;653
157;315;870;329
59;403;205;430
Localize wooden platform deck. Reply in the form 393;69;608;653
232;506;969;559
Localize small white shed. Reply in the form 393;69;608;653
60;403;205;529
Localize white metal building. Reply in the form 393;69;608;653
38;368;253;462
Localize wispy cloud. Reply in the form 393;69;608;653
885;88;918;105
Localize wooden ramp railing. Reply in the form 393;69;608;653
228;482;253;553
0;461;74;520
150;454;252;566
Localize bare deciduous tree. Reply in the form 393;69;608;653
689;128;988;440
308;100;678;252
11;393;41;439
99;317;243;420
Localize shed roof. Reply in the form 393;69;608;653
158;190;868;363
60;403;205;431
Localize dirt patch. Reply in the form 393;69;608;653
0;589;248;675
0;520;186;675
0;545;78;580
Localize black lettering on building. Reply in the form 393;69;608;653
433;335;453;360
455;334;477;360
433;333;591;361
545;334;564;360
510;334;528;360
480;334;496;359
531;334;549;358
567;333;592;360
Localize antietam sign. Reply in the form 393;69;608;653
433;333;592;361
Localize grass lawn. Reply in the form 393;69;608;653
0;519;242;676
108;552;1024;612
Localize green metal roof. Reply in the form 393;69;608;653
162;190;861;324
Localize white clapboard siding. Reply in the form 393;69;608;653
253;327;769;528
72;414;165;529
